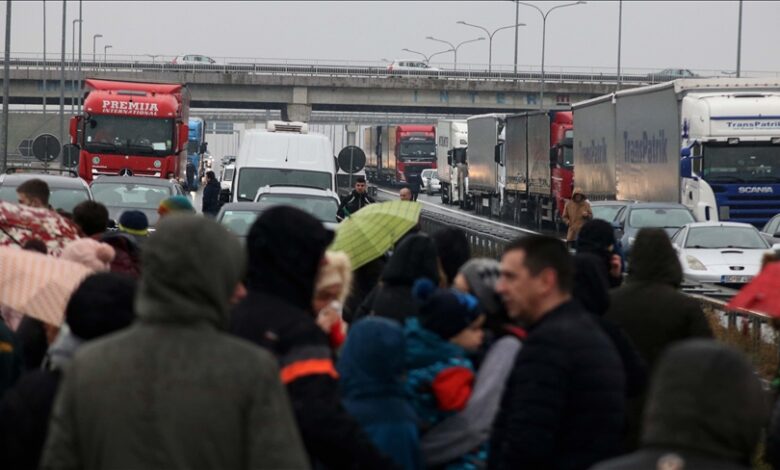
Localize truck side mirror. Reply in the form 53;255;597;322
200;142;208;154
494;143;503;165
218;188;231;204
69;116;82;145
178;124;189;153
680;155;692;179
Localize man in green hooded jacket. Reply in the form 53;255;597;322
40;215;309;470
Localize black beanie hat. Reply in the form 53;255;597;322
414;278;482;340
577;219;617;253
65;273;137;340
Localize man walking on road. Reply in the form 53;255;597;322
201;170;222;217
41;216;308;470
562;188;592;247
338;176;374;220
490;235;625;470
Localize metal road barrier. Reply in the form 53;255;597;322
419;210;779;377
8;57;779;86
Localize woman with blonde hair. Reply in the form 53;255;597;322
314;251;352;350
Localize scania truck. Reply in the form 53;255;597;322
68;78;190;183
435;119;469;206
572;78;780;227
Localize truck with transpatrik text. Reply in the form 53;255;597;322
436;119;469;207
572;78;780;227
69;78;191;183
363;125;436;185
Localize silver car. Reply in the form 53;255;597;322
420;169;441;195
672;221;778;286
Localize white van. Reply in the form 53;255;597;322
231;121;336;202
220;164;235;192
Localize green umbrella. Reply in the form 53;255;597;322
330;200;422;270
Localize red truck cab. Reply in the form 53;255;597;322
550;111;574;217
395;125;436;184
70;79;190;183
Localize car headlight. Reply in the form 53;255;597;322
686;255;707;271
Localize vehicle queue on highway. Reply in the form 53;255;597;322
2;75;780;469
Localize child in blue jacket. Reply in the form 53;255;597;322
404;279;485;431
338;317;422;470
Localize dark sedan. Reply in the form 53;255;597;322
90;176;185;227
0;171;92;213
613;202;696;256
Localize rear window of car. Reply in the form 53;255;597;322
0;185;90;213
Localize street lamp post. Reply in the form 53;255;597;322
104;44;112;62
70;18;81;113
401;48;452;64
426;36;485;70
617;0;622;90
92;33;102;62
516;1;586;109
42;0;46;116
736;0;743;78
457;20;526;72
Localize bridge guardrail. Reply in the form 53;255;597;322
0;58;721;86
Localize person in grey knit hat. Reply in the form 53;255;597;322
422;258;525;467
454;259;502;319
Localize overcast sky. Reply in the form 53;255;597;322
3;1;779;74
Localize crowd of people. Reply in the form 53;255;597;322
1;177;780;469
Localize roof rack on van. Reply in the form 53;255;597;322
5;167;79;177
267;121;308;134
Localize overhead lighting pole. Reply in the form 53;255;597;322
70;18;81;112
516;1;587;109
617;0;622;90
60;0;66;147
457;20;526;72
736;0;743;78
401;48;453;64
104;44;112;62
426;36;485;70
77;0;82;113
43;0;47;116
92;33;102;62
2;0;12;170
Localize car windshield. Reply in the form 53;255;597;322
0;185;89;213
219;210;262;237
592;204;624;222
628;208;694;228
257;194;338;223
91;182;172;209
421;170;436;179
85;115;174;156
236;168;332;201
685;226;768;249
702;144;780;182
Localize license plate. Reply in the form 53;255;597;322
721;275;752;283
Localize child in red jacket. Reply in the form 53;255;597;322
314;251;351;350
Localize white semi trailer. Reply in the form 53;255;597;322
573;78;780;227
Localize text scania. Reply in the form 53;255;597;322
738;187;774;194
578;138;607;165
101;100;159;116
623;130;668;164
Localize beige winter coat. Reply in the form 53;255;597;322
562;188;592;241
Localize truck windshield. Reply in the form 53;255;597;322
400;141;436;158
702;144;780;183
85;115;175;156
236;168;333;201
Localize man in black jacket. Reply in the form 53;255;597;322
201;171;221;217
490;235;626;470
230;206;396;469
338;176;374;220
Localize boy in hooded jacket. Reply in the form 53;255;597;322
404;279;486;468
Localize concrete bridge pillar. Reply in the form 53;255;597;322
282;86;312;122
